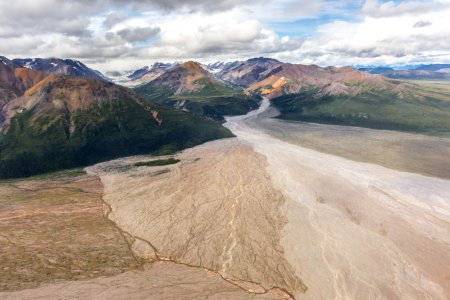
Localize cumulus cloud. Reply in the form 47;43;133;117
151;10;302;59
270;3;450;67
0;0;99;38
1;0;449;72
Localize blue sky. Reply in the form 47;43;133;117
269;1;364;37
0;0;449;71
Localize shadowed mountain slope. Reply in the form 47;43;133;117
0;75;232;178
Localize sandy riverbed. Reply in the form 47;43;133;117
249;106;450;179
225;98;450;299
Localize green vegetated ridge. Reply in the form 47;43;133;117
271;85;450;135
0;88;232;179
135;78;259;121
133;61;260;122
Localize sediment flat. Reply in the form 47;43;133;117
87;138;305;297
0;164;290;300
226;99;450;299
251;109;450;179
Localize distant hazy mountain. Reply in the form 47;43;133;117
12;58;109;81
358;64;450;80
127;66;151;80
134;61;259;120
358;67;394;74
0;57;232;178
415;64;450;71
384;70;450;80
206;61;241;73
111;62;176;87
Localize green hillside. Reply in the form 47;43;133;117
134;73;259;121
0;89;232;179
271;86;450;135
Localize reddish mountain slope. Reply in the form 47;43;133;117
217;58;405;99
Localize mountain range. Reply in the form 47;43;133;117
2;55;450;178
128;57;450;133
0;56;232;178
12;57;109;81
111;62;175;87
133;61;259;120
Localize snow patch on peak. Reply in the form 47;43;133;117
24;61;33;69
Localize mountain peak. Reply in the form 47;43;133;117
127;66;150;79
12;57;108;81
181;61;204;72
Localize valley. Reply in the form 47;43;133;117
133;61;259;121
3;98;448;299
2;0;450;298
1;56;450;300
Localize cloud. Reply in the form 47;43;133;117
0;0;99;38
269;4;450;67
1;0;450;72
152;11;302;58
116;26;161;42
362;0;450;18
413;20;432;28
103;12;129;28
110;0;255;12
